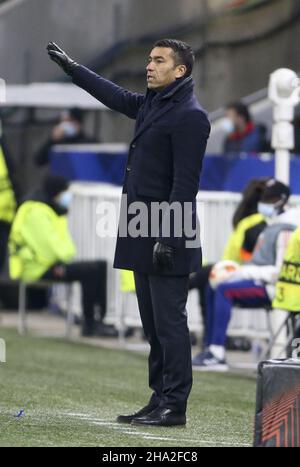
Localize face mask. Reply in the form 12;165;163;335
60;122;78;137
222;118;235;134
258;202;278;219
57;191;73;209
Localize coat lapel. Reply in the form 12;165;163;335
132;100;176;142
132;76;194;143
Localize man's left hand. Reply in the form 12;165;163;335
47;42;78;76
153;242;175;273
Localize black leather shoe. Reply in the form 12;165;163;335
131;407;186;427
94;323;119;338
116;404;158;424
81;323;118;338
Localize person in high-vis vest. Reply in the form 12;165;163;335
273;227;300;312
0;129;19;272
189;178;268;350
9;174;116;337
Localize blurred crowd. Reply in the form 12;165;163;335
222;102;270;154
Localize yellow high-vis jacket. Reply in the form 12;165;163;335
222;213;266;264
0;145;16;223
273;227;300;312
9;200;76;283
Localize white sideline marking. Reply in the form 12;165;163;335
64;412;249;447
66;413;191;443
64;412;93;418
143;435;198;442
92;422;131;429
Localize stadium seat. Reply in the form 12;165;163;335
262;308;300;359
18;281;74;338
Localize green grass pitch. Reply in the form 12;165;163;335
0;328;256;447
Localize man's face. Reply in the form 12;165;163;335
226;108;239;129
226;108;247;131
146;47;186;91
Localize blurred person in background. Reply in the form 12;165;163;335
0;119;19;272
8;174;116;338
223;178;270;262
223;102;269;154
192;180;300;371
47;39;210;427
231;178;270;230
35;108;97;166
189;178;269;348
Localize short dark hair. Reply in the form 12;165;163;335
153;39;195;77
261;179;290;204
227;102;251;123
69;108;84;123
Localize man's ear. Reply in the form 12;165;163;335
175;64;187;78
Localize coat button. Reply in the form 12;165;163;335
126;166;131;172
131;143;136;149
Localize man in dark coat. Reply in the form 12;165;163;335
47;38;210;427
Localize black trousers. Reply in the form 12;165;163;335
134;271;192;414
42;260;107;327
188;264;213;344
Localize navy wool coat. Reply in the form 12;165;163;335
73;66;211;275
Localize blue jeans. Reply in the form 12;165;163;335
205;280;271;347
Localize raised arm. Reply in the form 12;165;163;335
47;42;145;119
72;65;145;119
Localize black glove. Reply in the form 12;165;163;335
47;42;78;76
153;242;175;273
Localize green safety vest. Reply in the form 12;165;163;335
222;213;265;264
0;145;16;223
273;227;300;312
9;200;76;283
120;269;135;293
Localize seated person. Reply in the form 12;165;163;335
35;108;98;166
193;180;300;371
222;178;270;264
189;178;269;347
222;102;269;154
0;126;20;271
8;174;116;337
